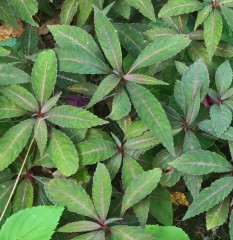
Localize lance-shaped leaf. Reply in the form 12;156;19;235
46;105;107;129
221;6;233;31
48;128;79;177
220;0;233;7
0;66;30;86
210;104;232;137
21;26;38;56
126;82;175;156
204;10;223;60
0;96;26;119
45;178;100;221
215;41;233;58
0;1;17;28
34;118;47;156
124;74;168;85
125;0;155;20
110;225;154;240
0;47;10;57
215;60;232;96
183;131;201;153
0;119;34;171
86;74;120;109
186;92;201;125
1;85;39;113
77;139;118;165
171;150;233;175
127;35;190;74
92;163;112;221
134;197;150;227
94;10;122;72
41;92;61;114
60;0;78;25
11;0;38;26
159;0;203;17
121;168;162;215
58;221;101;233
0;206;63;240
183;177;233;220
77;0;92;26
124;121;148;141
206;197;230;230
55;48;110;74
72;230;105;240
194;5;212;30
109;88;131;120
106;153;122;180
48;25;104;61
183;174;202;199
0;181;14;213
144;28;177;41
32;50;57;107
13;178;33;213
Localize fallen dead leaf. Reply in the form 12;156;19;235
0;21;24;41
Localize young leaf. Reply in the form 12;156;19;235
86;74;120;109
45;178;100;221
94;10;122;72
92;163;112;221
170;150;233;175
221;6;233;31
210;104;232;137
77;0;92;26
186;92;201;125
183;131;201;153
109;88;131;120
106;153;122;180
0;119;34;171
32;50;57;107
77;139;118;165
41;92;61;114
183;177;233;220
58;221;101;233
158;0;203;18
206;197;230;230
124;74;168;85
144;28;177;41
127;35;191;74
0;66;30;86
13;178;33;213
126;82;175;156
46;105;107;129
0;206;63;240
1;85;39;113
183;174;202;199
11;0;38;26
34;118;47;156
60;0;78;25
204;10;223;60
121;168;162;215
215;60;232;96
194;5;212;30
48;128;79;177
0;1;17;28
134;197;150;227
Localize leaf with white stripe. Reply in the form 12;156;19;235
77;0;92;26
34;119;47;156
72;230;105;240
48;128;79;176
32;50;57;107
58;221;101;233
0;1;17;27
0;119;34;171
41;92;61;114
124;74;168;85
221;6;233;31
194;5;212;30
171;150;233;175
183;177;233;220
121;168;162;215
106;153;122;180
60;0;78;25
92;163;112;221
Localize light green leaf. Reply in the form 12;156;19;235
68;82;97;96
144;28;177;41
34;118;47;156
94;10;122;72
11;0;38;26
204;10;223;60
32;50;57;106
92;163;112;221
46;105;107;129
206;197;230;230
106;153;122;180
0;1;17;27
86;74;120;109
109;88;131;120
220;0;233;7
134;197;150;227
41;92;61;114
77;139;118;165
126;82;175;156
0;119;34;171
171;149;233;175
48;128;79;177
0;96;26;119
0;206;63;240
183;177;233;220
121;168;162;215
13;178;33;213
0;47;10;57
174;80;186;113
215;60;232;96
158;0;203;17
194;5;212;30
77;0;92;26
45;178;100;221
164;15;188;33
125;0;155;20
221;6;233;31
49;25;104;61
127;35;191;73
0;66;30;86
92;0;104;9
58;221;101;233
1;85;39;112
60;0;78;25
210;104;232;137
124;74;167;85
